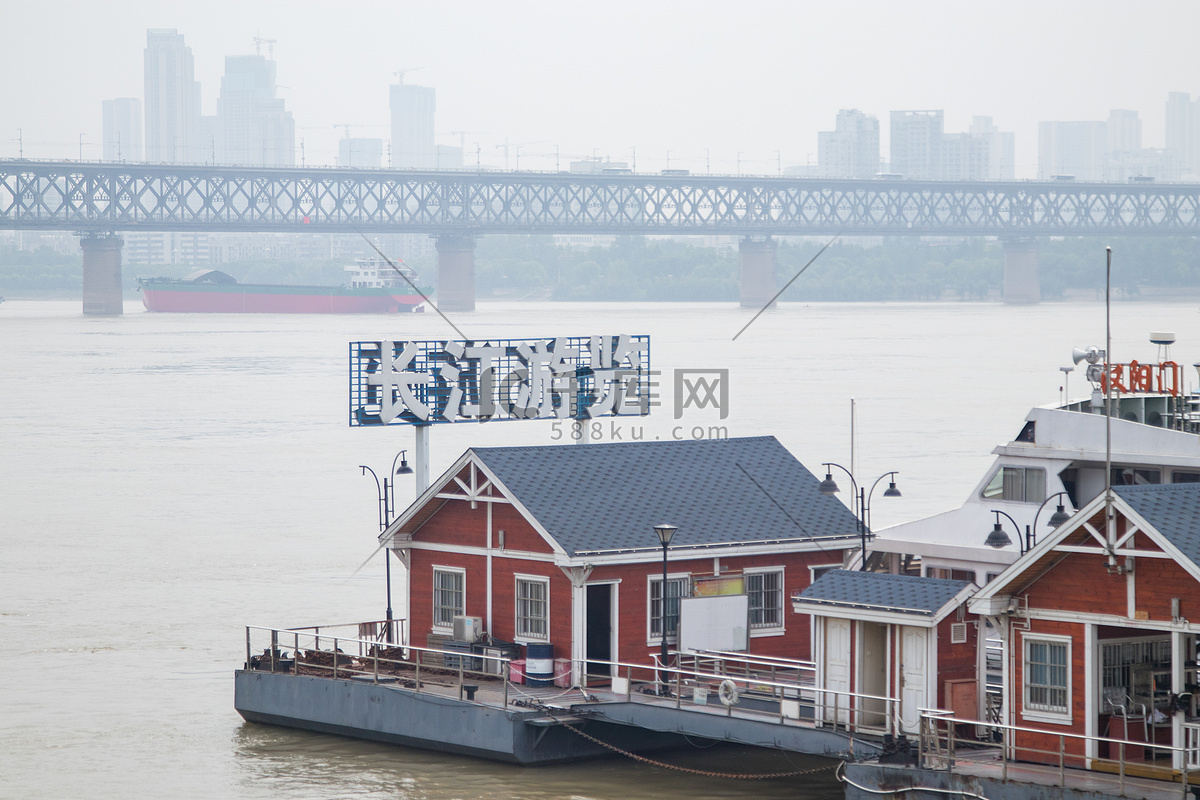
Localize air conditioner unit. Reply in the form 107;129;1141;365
452;615;483;642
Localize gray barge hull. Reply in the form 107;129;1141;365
234;670;681;765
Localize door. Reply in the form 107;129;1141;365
825;618;852;725
586;584;613;678
860;622;888;730
900;626;929;733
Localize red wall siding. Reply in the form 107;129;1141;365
1012;618;1088;766
936;608;979;707
1023;552;1126;615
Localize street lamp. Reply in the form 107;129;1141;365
653;523;678;682
819;463;901;571
986;491;1072;554
360;450;414;644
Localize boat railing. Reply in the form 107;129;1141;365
920;708;1199;797
244;625;512;707
581;655;899;736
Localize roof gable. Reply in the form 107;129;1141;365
1114;484;1200;566
467;436;862;558
972;485;1200;611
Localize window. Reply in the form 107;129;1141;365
649;576;689;642
982;466;1046;503
1024;635;1070;719
746;569;784;630
433;567;465;629
515;576;549;641
1112;467;1161;486
1173;471;1200;484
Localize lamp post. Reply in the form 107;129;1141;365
986;492;1072;554
653;523;678;686
819;463;901;570
360;450;414;643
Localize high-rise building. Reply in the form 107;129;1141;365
817;109;879;178
390;83;436;169
1166;92;1200;179
889;111;943;179
102;98;142;162
968;116;1015;180
338;137;384;168
217;54;295;165
1107;110;1141;154
1038;121;1107;180
143;29;201;162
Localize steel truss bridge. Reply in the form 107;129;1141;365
3;160;1200;237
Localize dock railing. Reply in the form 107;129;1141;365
919;709;1199;798
243;624;898;735
244;624;511;706
587;654;899;735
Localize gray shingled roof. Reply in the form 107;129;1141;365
470;436;862;557
795;569;973;616
1115;484;1200;567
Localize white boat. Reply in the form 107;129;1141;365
871;334;1200;585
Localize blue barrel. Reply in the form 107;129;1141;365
526;643;554;686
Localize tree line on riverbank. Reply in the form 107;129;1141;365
3;235;1200;300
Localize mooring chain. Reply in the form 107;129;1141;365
551;712;840;780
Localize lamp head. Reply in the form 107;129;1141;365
818;472;840;495
883;481;901;498
395;450;413;475
1048;503;1071;528
985;522;1013;549
654;524;678;547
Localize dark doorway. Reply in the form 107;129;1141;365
586;583;612;677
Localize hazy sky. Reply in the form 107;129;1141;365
3;1;1198;177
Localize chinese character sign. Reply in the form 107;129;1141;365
349;335;651;426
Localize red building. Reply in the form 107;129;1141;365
382;436;863;684
970;483;1200;772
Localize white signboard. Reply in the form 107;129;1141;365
679;595;750;653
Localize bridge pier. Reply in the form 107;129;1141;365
1002;238;1040;304
436;235;476;312
739;236;777;309
81;234;124;315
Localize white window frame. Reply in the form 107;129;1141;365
809;563;842;583
647;572;690;646
513;573;550;644
745;567;786;636
1022;632;1072;724
432;566;466;632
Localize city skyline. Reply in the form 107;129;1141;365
3;1;1199;176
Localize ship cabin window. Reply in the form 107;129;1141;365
1111;467;1161;486
432;567;466;629
982;466;1046;503
648;575;689;644
1023;634;1071;721
1173;472;1200;484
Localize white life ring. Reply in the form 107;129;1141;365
718;679;740;706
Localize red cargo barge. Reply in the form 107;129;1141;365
138;261;428;314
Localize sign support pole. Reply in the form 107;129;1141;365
415;424;431;495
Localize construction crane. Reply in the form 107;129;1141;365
253;35;277;60
392;67;425;85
